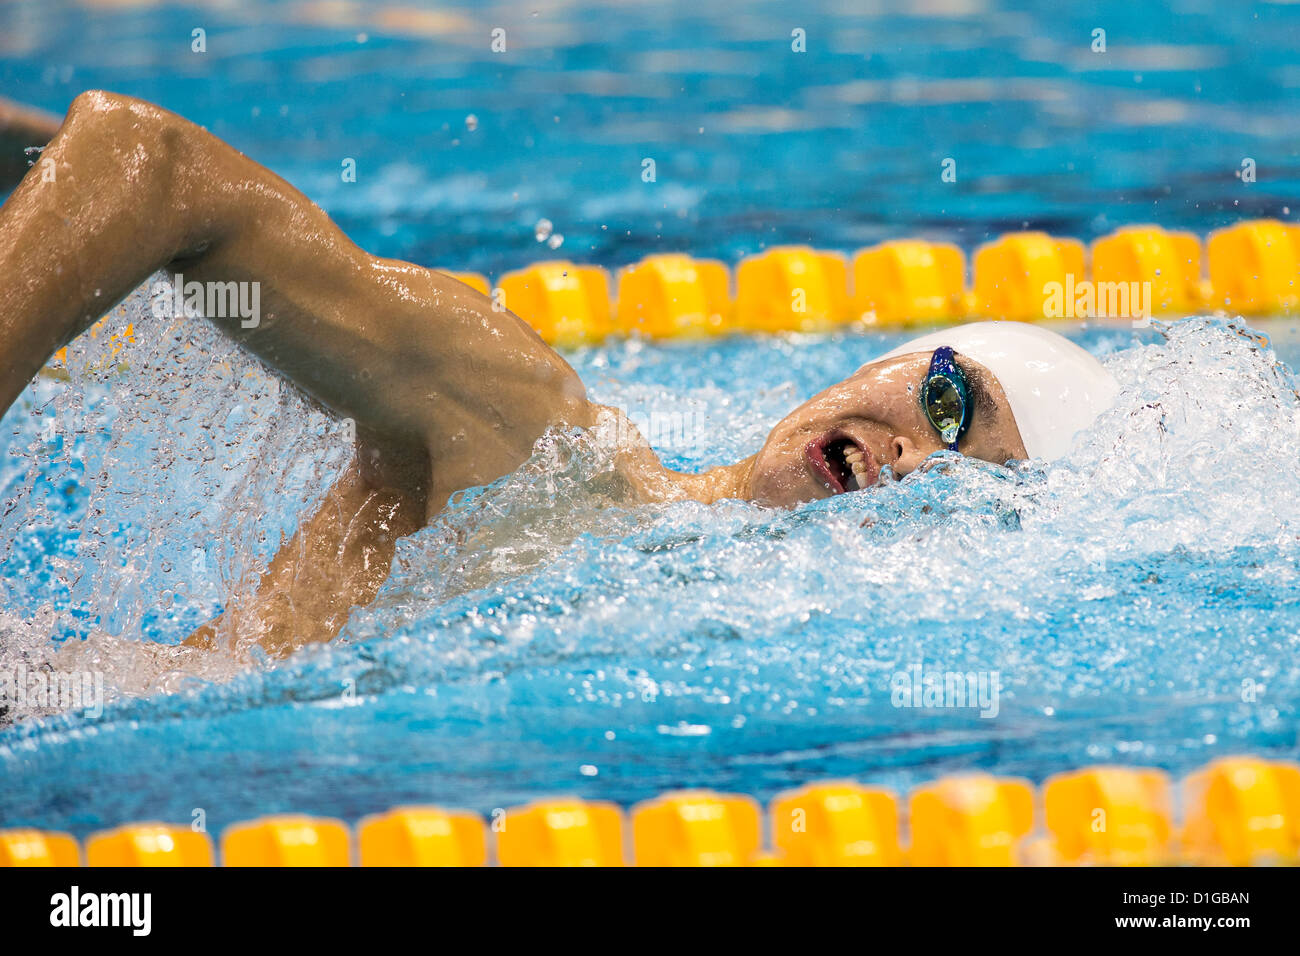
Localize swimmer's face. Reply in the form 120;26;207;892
746;352;1028;506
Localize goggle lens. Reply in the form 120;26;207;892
920;347;970;450
924;376;964;445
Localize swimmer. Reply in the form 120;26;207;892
0;91;1118;659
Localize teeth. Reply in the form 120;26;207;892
842;445;870;491
845;448;868;476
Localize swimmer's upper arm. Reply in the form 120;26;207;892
131;95;595;504
10;90;592;470
14;91;578;453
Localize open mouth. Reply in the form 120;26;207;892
805;433;878;494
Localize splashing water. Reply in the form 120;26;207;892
2;291;1299;832
0;276;352;700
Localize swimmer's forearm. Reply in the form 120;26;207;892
184;453;426;658
0;96;60;190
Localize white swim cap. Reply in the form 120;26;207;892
877;321;1119;460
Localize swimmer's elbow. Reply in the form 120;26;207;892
66;90;155;135
68;89;161;125
67;89;129;116
64;90;189;164
58;91;202;221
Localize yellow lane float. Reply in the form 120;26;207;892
497;799;625;867
614;253;731;338
974;231;1085;321
852;239;967;327
1040;766;1172;865
631;790;762;866
735;245;849;333
770;781;902;865
1181;756;1300;865
85;823;214;867
908;774;1034;866
220;814;351;867
6;755;1299;867
357;806;486;867
1207;219;1300;315
1091;225;1207;316
496;260;612;348
0;828;80;866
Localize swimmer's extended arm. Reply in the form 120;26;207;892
0;91;733;659
0;90;600;657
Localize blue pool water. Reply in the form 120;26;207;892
2;0;1300;834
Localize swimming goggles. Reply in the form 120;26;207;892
920;346;970;450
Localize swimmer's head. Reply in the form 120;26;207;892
745;321;1119;506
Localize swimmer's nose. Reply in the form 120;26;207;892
890;436;926;477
